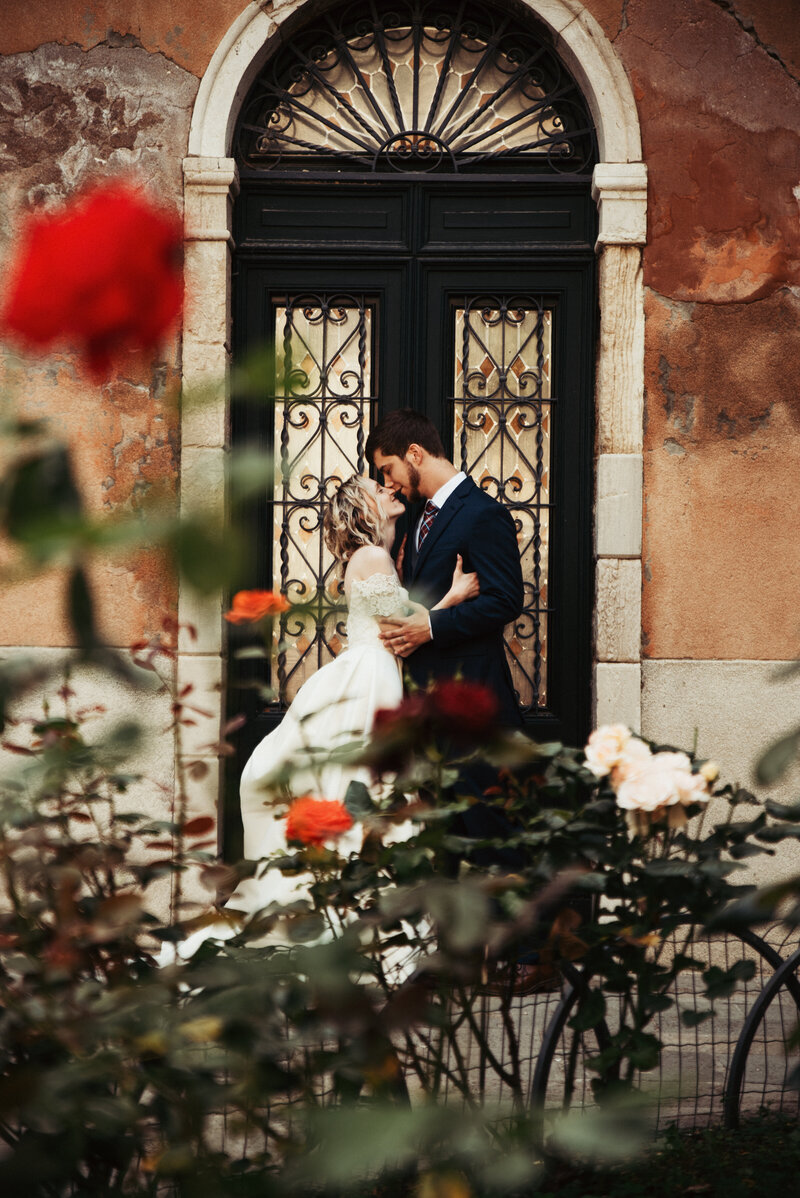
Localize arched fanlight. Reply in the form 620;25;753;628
236;0;597;173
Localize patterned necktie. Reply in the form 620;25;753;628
417;500;438;548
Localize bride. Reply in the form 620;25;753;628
167;475;478;956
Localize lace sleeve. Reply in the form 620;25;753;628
349;572;409;618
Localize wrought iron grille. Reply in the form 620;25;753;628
453;296;552;712
236;0;596;174
271;294;374;706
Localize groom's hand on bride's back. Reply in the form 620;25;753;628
379;602;431;658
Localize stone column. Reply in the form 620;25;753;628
176;157;239;876
591;163;648;731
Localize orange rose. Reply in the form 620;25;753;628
224;590;290;624
285;796;353;847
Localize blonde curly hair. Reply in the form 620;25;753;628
323;474;385;569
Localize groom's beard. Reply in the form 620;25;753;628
406;463;422;503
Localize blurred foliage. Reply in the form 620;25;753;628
1;641;798;1192
1;345;800;1194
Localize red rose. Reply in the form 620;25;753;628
373;693;429;733
429;680;499;740
285;796;353;847
1;181;183;377
368;695;431;773
224;590;291;624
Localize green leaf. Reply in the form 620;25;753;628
702;959;756;1000
2;445;83;549
171;520;245;594
569;986;606;1032
546;1097;650;1163
642;993;673;1016
757;823;800;842
573;872;608;893
625;1029;661;1071
226;448;275;504
426;881;490;953
729;842;766;859
765;798;800;821
68;564;99;656
230;344;280;401
643;859;693;877
343;780;375;818
756;729;800;785
681;1008;714;1027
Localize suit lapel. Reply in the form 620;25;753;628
401;501;422;581
411;476;474;582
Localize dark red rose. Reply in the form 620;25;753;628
368;695;431;775
373;693;429;733
1;180;183;377
429;680;499;741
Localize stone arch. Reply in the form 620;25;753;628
179;0;647;817
188;1;642;165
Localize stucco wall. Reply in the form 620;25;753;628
0;37;198;648
1;1;799;822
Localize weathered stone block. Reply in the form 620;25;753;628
592;163;648;245
596;453;643;557
175;652;224;758
178;589;224;657
183;239;233;345
180;445;226;520
594;661;641;731
596;558;641;662
596;245;645;455
641;658;800;882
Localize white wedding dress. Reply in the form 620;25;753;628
164;571;408;961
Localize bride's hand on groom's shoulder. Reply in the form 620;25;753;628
449;554;479;603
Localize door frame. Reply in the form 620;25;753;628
176;0;647;865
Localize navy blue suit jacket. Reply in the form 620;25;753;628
404;476;524;728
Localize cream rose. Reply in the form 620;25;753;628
615;749;711;830
610;736;653;786
584;724;639;778
615;753;688;813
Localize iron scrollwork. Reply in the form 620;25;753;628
236;0;596;174
455;295;553;713
272;293;374;707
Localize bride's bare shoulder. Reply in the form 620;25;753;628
345;544;395;583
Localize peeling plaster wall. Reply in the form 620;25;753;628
0;32;200;836
0;39;198;648
592;0;800;663
590;0;800;811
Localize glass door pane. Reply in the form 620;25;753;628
453;297;552;713
271;293;377;705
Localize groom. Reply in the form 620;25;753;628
364;409;524;730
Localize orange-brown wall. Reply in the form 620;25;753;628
1;0;799;660
589;0;800;661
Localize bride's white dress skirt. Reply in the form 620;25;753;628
163;572;409;962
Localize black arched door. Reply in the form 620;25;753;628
227;2;597;851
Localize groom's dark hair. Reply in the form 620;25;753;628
365;409;447;462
